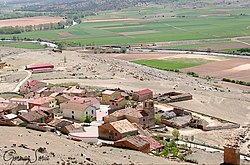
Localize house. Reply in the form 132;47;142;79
49;93;70;105
28;97;57;110
104;100;155;128
18;110;49;123
20;80;46;94
112;135;150;153
132;89;153;102
63;86;85;97
59;123;85;135
161;108;192;129
0;103;19;115
9;98;31;110
139;135;164;152
102;90;121;104
98;119;138;141
64;95;100;109
0;114;23;126
25;64;54;73
109;97;127;109
60;101;97;121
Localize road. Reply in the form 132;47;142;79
177;140;250;161
129;48;250;59
12;70;32;93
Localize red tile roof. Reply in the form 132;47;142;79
29;97;55;105
19;110;47;122
136;89;153;95
29;80;40;86
110;119;138;134
139;135;164;151
116;97;124;102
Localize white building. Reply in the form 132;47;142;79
61;101;97;121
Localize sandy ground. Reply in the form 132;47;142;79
1;48;250;159
0;16;63;28
0;126;184;165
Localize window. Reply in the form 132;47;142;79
115;133;117;136
86;112;88;115
92;110;94;114
72;111;74;114
143;119;145;122
72;115;74;119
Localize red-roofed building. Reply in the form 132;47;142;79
25;64;54;73
64;95;100;109
20;80;46;94
112;135;150;153
18;110;50;123
139;135;164;152
98;119;138;141
102;90;121;104
109;97;126;109
63;86;85;97
132;89;153;101
28;97;56;110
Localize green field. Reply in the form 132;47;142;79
133;58;212;70
0;42;44;49
0;4;250;47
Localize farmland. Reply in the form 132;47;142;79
133;58;212;70
0;16;64;28
0;4;250;49
0;42;44;49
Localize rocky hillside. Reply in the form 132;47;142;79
13;0;250;13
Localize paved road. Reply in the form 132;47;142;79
12;70;32;93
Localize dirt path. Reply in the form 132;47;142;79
12;70;32;93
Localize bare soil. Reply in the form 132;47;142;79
181;58;250;82
0;126;183;165
100;53;226;61
0;17;64;28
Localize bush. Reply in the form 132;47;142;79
172;128;180;140
80;114;93;123
187;72;199;77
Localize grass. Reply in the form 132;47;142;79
0;4;250;47
133;58;212;70
0;42;45;49
158;41;238;50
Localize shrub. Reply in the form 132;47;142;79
172;128;180;140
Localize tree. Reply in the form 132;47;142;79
155;114;162;125
80;114;93;123
172;128;180;140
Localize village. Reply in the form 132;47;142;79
0;44;249;164
0;61;249;164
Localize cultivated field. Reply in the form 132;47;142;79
0;16;64;28
0;4;250;50
101;52;250;82
181;58;250;82
133;58;212;70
